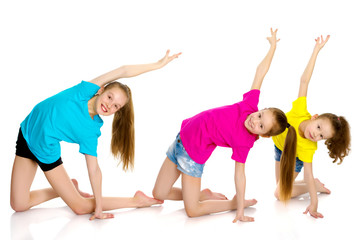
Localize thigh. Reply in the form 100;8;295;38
44;165;93;213
10;156;38;208
181;173;201;210
153;157;181;195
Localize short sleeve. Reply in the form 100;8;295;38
231;147;250;163
79;137;99;157
298;148;315;163
291;97;308;116
77;81;101;101
242;89;260;111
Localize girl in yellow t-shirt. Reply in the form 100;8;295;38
272;35;351;218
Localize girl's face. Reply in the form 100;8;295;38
245;109;274;136
95;87;128;116
303;116;334;142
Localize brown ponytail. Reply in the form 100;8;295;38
105;82;135;171
267;108;297;202
278;125;297;202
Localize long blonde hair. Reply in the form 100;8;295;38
104;82;134;171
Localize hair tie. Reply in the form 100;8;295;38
287;123;291;128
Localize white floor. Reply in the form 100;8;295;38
1;1;360;239
5;139;359;240
6;183;358;240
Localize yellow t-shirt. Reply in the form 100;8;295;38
272;97;317;163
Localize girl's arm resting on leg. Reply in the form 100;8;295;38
233;162;254;223
251;28;279;90
85;154;114;220
298;35;330;98
303;162;324;218
90;50;182;88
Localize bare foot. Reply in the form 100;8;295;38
314;178;331;194
231;195;257;209
71;179;93;198
134;191;164;208
200;188;228;201
244;199;258;208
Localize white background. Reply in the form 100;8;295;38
1;0;359;239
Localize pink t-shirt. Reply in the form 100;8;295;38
180;89;260;164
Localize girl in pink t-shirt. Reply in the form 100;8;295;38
153;29;292;222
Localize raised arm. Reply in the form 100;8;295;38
298;35;330;98
251;28;279;90
90;50;182;87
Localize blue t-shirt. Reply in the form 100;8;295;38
20;81;103;164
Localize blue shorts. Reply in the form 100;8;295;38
166;133;205;178
274;145;303;173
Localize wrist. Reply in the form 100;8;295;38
312;48;320;55
154;61;165;69
270;44;277;49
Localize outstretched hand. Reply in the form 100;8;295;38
267;28;280;46
314;35;330;52
233;214;255;223
303;204;324;219
157;50;182;68
89;211;114;221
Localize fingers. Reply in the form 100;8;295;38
268;28;280;43
315;35;330;44
89;213;115;221
303;209;324;219
310;211;324;219
270;27;278;34
163;50;182;62
169;52;182;60
324;35;330;43
303;208;309;215
232;215;255;223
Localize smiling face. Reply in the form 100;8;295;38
95;87;128;116
303;116;334;142
244;109;275;136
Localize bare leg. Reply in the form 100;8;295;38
71;179;93;198
11;155;161;214
10;156;58;211
290;179;331;197
44;164;162;215
152;157;183;200
11;155;101;212
152;157;227;201
181;173;257;217
274;161;330;199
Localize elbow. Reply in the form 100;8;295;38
300;77;310;86
119;65;129;78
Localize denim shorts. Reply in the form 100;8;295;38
166;133;205;178
274;145;303;173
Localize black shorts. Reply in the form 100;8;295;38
15;128;63;171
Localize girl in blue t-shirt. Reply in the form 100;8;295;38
11;50;181;220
